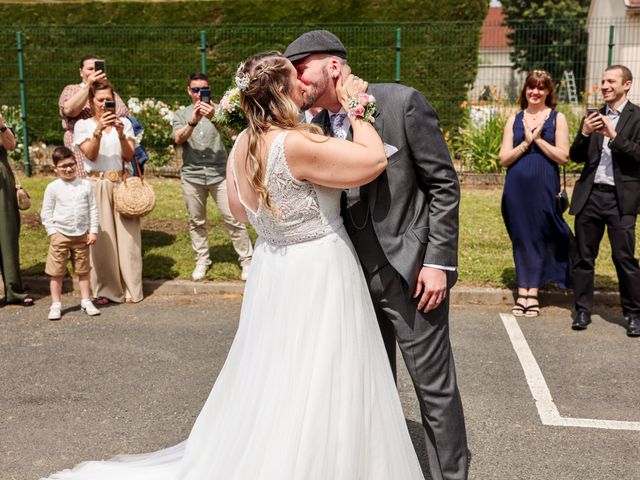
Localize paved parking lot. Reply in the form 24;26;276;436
1;291;638;480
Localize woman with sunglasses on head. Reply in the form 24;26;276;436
0;112;34;307
499;70;573;317
73;81;143;305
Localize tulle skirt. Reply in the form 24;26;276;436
43;227;424;480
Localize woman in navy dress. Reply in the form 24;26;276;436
499;70;572;317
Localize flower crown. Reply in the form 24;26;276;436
235;63;250;92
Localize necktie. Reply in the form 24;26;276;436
330;113;347;139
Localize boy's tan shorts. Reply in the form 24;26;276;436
45;232;91;277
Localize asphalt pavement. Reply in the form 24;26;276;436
1;287;638;480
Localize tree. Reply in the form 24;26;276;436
501;0;590;90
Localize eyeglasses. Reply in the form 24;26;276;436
189;87;209;93
57;164;76;171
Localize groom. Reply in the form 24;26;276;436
285;31;468;480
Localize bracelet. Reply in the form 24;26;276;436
188;121;198;127
92;130;102;140
346;93;377;124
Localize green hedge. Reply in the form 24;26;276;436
0;0;486;147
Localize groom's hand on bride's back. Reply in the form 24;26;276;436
413;266;447;313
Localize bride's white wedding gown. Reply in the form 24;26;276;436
43;131;424;480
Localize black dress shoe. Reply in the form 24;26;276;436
627;316;640;337
572;311;591;330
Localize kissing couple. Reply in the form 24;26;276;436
43;31;468;480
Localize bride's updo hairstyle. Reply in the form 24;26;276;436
236;51;320;211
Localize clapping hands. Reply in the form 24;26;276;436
523;117;544;144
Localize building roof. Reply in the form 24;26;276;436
480;6;511;51
625;0;640;12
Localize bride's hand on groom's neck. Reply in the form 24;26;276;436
337;74;368;111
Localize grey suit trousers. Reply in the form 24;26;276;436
347;214;468;480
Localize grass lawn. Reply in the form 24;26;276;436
16;175;257;282
15;175;630;289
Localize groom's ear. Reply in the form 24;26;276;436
327;58;342;80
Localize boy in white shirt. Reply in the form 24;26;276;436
41;146;100;320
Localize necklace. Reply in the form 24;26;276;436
524;108;549;122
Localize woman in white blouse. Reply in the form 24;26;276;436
73;82;143;304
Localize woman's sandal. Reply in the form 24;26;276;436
94;296;110;306
511;296;528;317
21;296;35;307
7;296;35;307
524;295;541;317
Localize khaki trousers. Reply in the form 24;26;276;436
90;178;143;303
181;178;253;267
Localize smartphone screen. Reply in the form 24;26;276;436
200;88;211;104
94;59;105;73
104;99;116;112
586;108;599;116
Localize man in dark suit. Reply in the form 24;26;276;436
285;31;468;480
569;64;640;337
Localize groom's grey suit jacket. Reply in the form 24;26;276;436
315;83;460;289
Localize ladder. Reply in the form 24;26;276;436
561;70;579;105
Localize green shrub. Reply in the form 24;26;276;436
127;97;177;167
453;106;506;173
0;104;25;164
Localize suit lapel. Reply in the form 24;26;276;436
614;101;634;137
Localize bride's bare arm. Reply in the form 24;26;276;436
286;128;386;188
226;144;250;223
287;74;387;188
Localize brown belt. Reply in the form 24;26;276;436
86;170;123;182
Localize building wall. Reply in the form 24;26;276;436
586;2;640;104
471;50;526;102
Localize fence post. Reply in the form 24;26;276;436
607;25;615;67
395;27;401;83
16;31;30;177
200;30;207;74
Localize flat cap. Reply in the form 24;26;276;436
284;30;347;63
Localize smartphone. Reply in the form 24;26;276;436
199;88;211;104
94;59;105;73
104;99;116;113
586;108;599;117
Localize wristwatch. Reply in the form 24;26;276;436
188;121;198;127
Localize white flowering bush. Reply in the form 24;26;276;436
127;97;177;166
1;104;25;164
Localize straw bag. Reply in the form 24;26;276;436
15;184;31;210
114;158;155;217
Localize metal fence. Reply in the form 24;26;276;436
470;17;640;105
1;19;639;174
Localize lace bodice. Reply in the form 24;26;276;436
231;130;343;246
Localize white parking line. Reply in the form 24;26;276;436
500;313;640;431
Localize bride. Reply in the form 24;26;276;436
43;51;424;480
